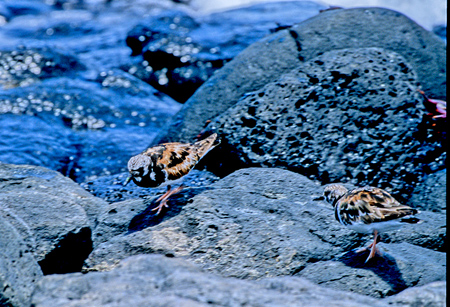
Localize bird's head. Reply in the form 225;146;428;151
323;184;348;207
124;154;152;186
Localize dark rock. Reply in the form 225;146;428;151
289;7;446;99
384;281;446;306
32;254;391;307
297;242;446;298
0;163;106;274
154;7;446;144
124;1;326;102
0;214;43;307
409;169;446;213
204;47;444;203
83;168;445;298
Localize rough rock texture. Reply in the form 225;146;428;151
410;169;446;213
202;47;445;204
384;281;447;306
84;169;220;248
154;7;446;145
298;242;446;298
0;164;445;305
32;254;392;307
0;2;446;306
0;163;105;274
0;214;43;307
288;7;446;99
83;168;445;298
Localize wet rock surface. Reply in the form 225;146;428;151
0;0;184;184
0;73;180;182
124;1;326;102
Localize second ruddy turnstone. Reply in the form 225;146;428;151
124;133;220;215
323;184;421;263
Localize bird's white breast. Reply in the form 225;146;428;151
346;220;405;234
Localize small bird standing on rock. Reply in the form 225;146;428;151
124;133;219;215
323;184;422;263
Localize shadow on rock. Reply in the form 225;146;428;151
128;187;212;232
339;250;408;294
38;228;93;275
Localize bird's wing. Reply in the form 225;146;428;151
141;143;197;180
141;134;218;181
336;187;418;225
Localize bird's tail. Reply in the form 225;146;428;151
194;133;220;159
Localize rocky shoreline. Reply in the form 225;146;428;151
0;1;446;306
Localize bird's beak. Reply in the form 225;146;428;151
123;176;132;186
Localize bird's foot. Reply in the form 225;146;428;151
151;199;169;215
152;185;185;215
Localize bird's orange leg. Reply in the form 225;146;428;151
365;230;380;263
355;230;381;262
152;185;184;215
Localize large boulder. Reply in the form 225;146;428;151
32;253;426;307
154;7;446;145
83;168;445;298
84;169;220;248
203;47;445;204
0;163;107;274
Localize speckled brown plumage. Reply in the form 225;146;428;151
125;133;219;214
323;184;421;263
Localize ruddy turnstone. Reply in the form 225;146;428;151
418;89;446;119
323;184;421;263
124;133;220;215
